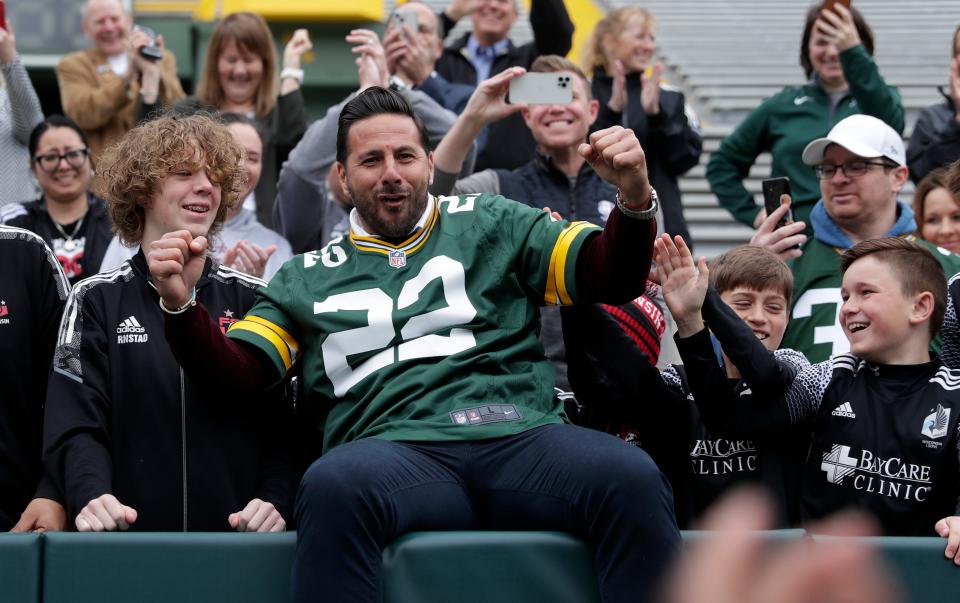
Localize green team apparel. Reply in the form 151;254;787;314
227;194;601;452
782;235;960;362
706;44;903;228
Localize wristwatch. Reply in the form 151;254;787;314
616;188;659;220
388;75;409;92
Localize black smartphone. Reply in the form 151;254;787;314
762;177;793;229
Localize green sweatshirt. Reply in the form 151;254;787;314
706;45;904;227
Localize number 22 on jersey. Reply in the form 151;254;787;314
314;255;478;396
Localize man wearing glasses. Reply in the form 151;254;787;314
752;114;960;362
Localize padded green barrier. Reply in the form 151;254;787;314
813;536;960;603
42;532;296;603
680;528;807;544
381;531;601;603
0;533;42;603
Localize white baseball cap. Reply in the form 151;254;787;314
802;114;905;167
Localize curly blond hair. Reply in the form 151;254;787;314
98;114;246;245
583;7;656;74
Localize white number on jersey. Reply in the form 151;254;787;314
793;287;849;356
314;255;478;396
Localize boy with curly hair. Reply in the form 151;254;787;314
38;114;298;532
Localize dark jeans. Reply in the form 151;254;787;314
293;424;680;602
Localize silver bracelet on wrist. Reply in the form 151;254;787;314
280;67;305;84
616;188;659;220
159;289;197;315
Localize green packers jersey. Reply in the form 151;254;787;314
783;236;960;362
228;194;601;452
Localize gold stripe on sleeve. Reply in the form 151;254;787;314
228;320;294;371
242;315;300;353
547;222;594;306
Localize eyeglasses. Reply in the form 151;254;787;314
34;149;89;173
814;160;894;180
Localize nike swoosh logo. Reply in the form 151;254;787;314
794;96;811;106
504;410;514;415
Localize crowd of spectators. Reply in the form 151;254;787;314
2;1;960;602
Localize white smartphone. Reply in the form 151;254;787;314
392;10;418;33
509;73;574;105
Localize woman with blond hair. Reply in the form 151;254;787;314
163;12;311;228
585;6;701;247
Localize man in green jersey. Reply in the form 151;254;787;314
148;87;679;602
753;114;960;363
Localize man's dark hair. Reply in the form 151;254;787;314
799;4;874;80
336;87;431;165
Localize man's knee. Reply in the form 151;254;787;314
296;440;396;513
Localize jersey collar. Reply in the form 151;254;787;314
349;194;439;257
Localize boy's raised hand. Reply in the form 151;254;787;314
935;515;960;565
655;233;709;337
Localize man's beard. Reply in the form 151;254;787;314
349;181;429;240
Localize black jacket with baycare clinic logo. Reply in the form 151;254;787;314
0;226;70;530
795;356;960;535
43;251;299;531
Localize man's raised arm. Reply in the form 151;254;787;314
148;231;271;392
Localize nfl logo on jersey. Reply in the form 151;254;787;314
388;250;406;269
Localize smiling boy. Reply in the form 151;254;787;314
40;114;298;532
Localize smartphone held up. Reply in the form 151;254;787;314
762;177;793;230
508;72;574;105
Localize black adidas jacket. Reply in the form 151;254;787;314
42;251;300;531
0;226;70;530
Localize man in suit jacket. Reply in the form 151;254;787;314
57;0;184;162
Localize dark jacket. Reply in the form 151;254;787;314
591;70;702;247
416;71;474;116
0;193;113;286
907;86;960;184
495;153;618;223
435;0;573;171
43;252;299;531
0;226;70;530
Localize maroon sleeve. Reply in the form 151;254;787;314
575;206;656;304
163;303;271;393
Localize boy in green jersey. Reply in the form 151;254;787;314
149;86;680;602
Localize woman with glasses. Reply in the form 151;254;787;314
707;3;903;231
0;115;112;285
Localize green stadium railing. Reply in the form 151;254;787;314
0;533;42;603
0;530;957;602
812;535;960;603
